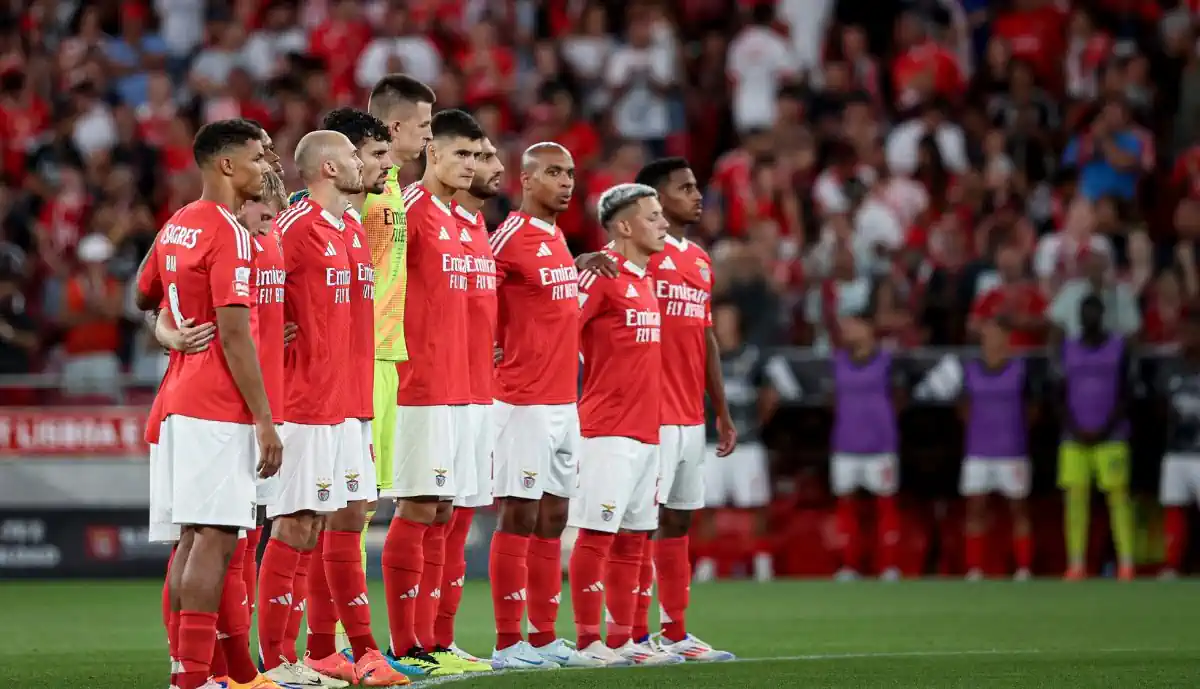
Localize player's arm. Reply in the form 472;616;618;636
134;242;162;311
577;270;606;326
211;222;282;476
705;326;737;456
154;308;216;354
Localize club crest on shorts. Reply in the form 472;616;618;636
433;468;448;487
600;503;615;522
316;480;332;502
522;470;538;489
345;471;360;493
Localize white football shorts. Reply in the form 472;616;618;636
959;456;1031;500
703;441;770;508
379;405;469;500
333;418;378;505
1160;453;1200;506
454;403;495;508
658;424;707;510
493;401;579;500
830;452;899;497
166;415;258;530
268;421;345;518
567;435;660;534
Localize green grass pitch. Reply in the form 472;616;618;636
2;579;1198;688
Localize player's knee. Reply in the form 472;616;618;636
657;506;692;538
395;498;438;525
964;496;988;527
533;494;569;538
497;497;537;535
328;502;367;531
271;513;316;548
434;500;454;525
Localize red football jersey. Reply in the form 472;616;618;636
490;211;580;405
577;251;663;444
396;184;471;406
277;198;353;425
144;353;179;444
250;225;286;422
155;200;258;424
343;208;375;419
453;202;498;404
649;234;713;426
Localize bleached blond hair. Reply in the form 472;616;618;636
596;183;658;227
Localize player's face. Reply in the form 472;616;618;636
331;137;365;195
358;139;392;195
524;151;575;213
469;137;504;199
260;131;284;178
229;139;268;201
389;101;433;162
838;316;871;347
238;200;276;235
431;136;481;191
623;196;668;254
660;167;702;224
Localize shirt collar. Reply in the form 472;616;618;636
320;208;344;230
345;206;361;223
624;260;646;278
427;190;453;217
453;203;478;225
663;233;688;252
526;214;556;234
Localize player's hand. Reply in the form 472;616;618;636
493;345;503;365
715;412;738;457
284;322;298;346
576;252;619;278
178;319;217;353
255;420;283;479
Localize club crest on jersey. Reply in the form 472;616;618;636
345;471;360;493
522;471;538;489
316;480;332;502
600;503;616;522
696;259;711;282
433;468;448;487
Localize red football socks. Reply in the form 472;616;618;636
307;533;338;660
281;550;311;663
415;523;447;649
177;610;218;689
655;535;690;641
490;531;529;650
210;642;228;679
527;536;562;648
164;546;179;686
326;529;378;659
604;531;647;649
836;497;862;570
632;539;654;642
1014;533;1033;572
435;507;473;649
257;538;301;670
218;539;259;683
877;496;901;571
570;529;614;649
243;526;262;613
964;532;985;573
1164;506;1188;571
382;517;428;654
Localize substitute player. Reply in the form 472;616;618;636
256;131;361;688
631;158;736;662
434;136;504;669
488;143;614;670
1158;309;1200;579
1057;295;1136;581
365;74;435;520
568;183;672;667
154;118;281;689
378;109;481;677
958;319;1037;581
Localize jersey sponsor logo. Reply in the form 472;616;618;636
625;307;661;343
625;284;639;298
438;227;451;241
256;266;285;305
160;223;203;249
539;263;578;301
441;254;471;291
656;280;710;319
233;266;251;298
659;256;677;270
326;266;352;304
536;242;552;257
466;255;497;291
357;262;376;300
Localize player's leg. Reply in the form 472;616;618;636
216;535;267;686
437;403;493;669
149;440;183;683
169;416;258;689
959;457;991;580
730;443;774;583
566;436;635;667
866;453;902;580
609;441;681;666
654;426;735;662
831;454;865;579
526;404;586;664
692;444;730;582
260;422;347;687
1058;441;1092;579
369;361;397;567
379;405;460;676
489;403;555;669
1159;454;1193;578
1001;459;1033;580
1095;441;1135;580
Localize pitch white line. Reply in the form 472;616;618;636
414;647;1172;685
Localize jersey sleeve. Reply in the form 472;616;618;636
137;243;163;305
577;271;606;327
208;213;254;308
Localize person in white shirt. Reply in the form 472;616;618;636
726;4;799;134
356;9;443;89
885;99;969;176
606;13;675;149
241;2;308;82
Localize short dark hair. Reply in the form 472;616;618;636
368;74;436;118
192;118;264;167
635;157;691;190
321;107;391;148
431;109;484;141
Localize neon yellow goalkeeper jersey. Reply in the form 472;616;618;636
364;167;409;361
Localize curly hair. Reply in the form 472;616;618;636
262;169;288;212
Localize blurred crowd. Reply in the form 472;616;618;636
2;0;1200;401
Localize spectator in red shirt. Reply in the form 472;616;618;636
0;71;49;184
308;0;373;103
1142;269;1185;349
969;243;1047;349
60;234;124;401
991;0;1067;91
890;13;965;110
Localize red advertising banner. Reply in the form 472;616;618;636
0;408;148;457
